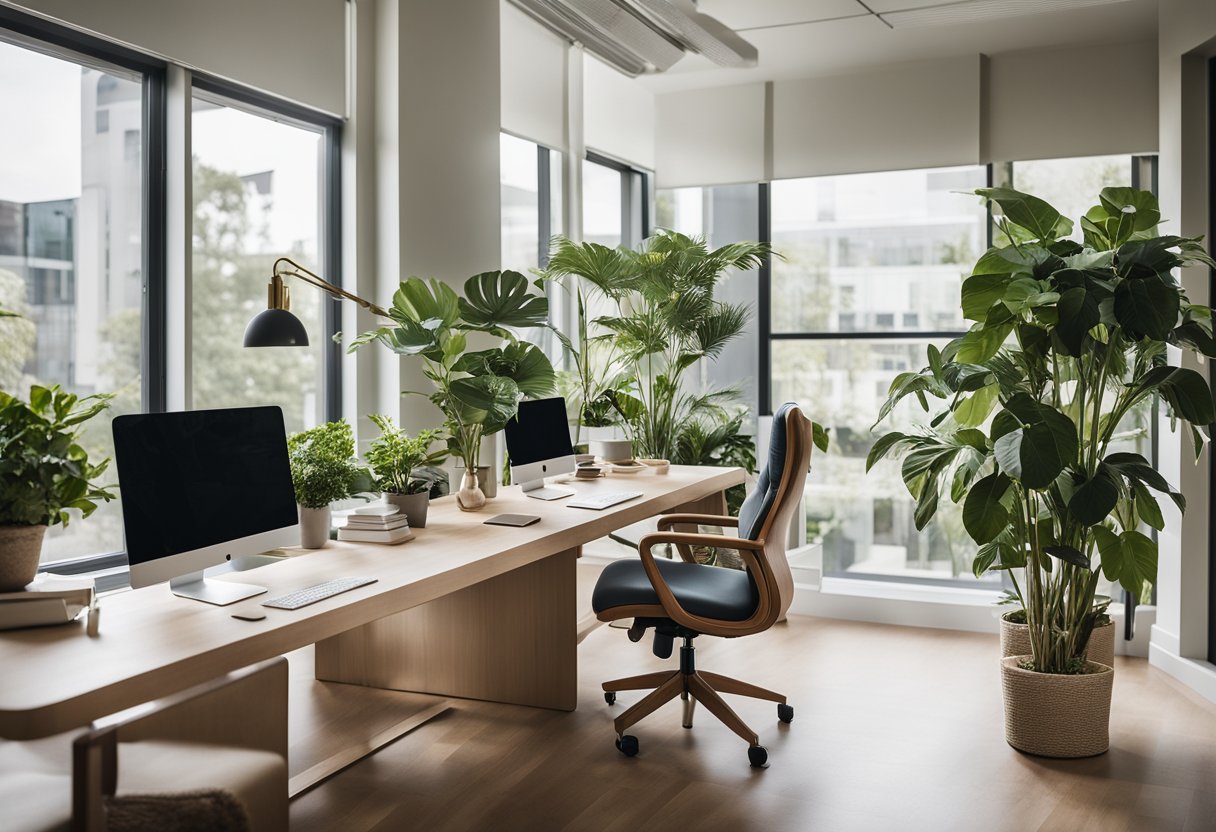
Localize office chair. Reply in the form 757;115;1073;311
591;402;813;767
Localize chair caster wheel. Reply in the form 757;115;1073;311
748;745;769;768
604;692;616;705
778;703;793;723
616;735;639;757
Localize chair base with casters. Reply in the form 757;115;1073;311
591;402;815;768
602;618;793;768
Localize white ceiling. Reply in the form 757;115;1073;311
637;0;1158;93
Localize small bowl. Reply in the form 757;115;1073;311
638;458;670;475
609;462;646;475
574;453;596;466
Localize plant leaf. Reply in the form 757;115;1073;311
962;472;1011;545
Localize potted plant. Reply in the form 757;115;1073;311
0;385;115;590
288;419;371;548
351;271;555;511
868;186;1216;757
365;415;447;528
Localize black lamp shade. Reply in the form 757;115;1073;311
243;308;310;347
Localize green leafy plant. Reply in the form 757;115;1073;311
544;231;766;461
365;415;448;495
288;420;371;509
351;271;556;471
672;410;757;515
868;186;1216;674
0;385;116;527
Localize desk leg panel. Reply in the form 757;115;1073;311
314;549;577;711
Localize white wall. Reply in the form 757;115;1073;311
8;0;347;116
583;52;656;170
983;39;1158;162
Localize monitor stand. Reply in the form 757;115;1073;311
520;478;575;501
169;570;267;606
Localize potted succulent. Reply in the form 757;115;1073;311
288;420;371;548
351;271;555;511
868;186;1215;757
0;385;115;590
365;415;447;528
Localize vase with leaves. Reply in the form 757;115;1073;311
868;186;1216;757
352;271;556;511
365;416;447;528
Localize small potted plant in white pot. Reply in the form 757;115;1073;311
0;385;115;590
365;415;447;528
288;420;371;548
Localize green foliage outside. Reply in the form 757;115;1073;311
288;420;371;509
365;415;448;495
868;186;1216;674
351;272;556;471
0;385;116;527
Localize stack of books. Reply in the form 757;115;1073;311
0;574;96;631
338;504;415;544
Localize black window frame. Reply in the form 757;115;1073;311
585;150;652;247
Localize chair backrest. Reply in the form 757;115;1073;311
736;402;814;629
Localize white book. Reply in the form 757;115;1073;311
338;525;415;545
0;574;95;603
350;505;402;518
344;515;411;531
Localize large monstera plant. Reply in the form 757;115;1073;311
351;271;556;472
868;186;1216;674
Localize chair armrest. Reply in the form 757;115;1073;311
636;532;770;635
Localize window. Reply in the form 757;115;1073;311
769;166;989;585
997;154;1135;242
0;31;157;563
500;133;562;273
190;88;337;435
583;152;650;249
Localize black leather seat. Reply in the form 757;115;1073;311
592;558;759;622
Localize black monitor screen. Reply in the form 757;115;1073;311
112;406;298;565
504;397;574;466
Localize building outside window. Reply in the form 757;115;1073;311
0;35;147;562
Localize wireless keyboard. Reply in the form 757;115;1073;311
567;491;644;511
261;576;378;610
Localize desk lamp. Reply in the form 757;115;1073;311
243;257;388;347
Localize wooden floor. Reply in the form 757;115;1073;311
291;616;1216;832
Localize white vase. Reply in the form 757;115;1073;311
456;471;487;512
298;505;332;549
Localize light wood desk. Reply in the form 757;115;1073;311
0;465;741;795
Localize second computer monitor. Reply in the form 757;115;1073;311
504;397;577;500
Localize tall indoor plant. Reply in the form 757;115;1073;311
868;186;1216;756
365;416;446;528
352;271;555;510
288;419;371;548
0;385;115;590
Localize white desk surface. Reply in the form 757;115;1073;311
0;465;742;740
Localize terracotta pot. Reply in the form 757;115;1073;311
1000;656;1113;757
1000;614;1115;669
456;471;486;512
0;525;47;591
298;505;332;549
384;491;429;529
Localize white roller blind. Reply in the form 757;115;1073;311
583;53;655;170
12;0;347;116
772;55;981;179
983;40;1158;163
501;1;568;151
655;82;765;189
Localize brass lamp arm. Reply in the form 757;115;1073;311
272;257;391;319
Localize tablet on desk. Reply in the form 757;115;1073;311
484;514;542;527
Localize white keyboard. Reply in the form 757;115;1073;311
262;576;378;610
567;491;644;511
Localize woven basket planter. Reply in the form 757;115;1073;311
1000;615;1115;668
1000;656;1113;757
0;524;47;591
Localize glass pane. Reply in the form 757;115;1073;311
500;133;539;272
191;97;325;435
772;338;999;585
771;167;987;335
1010;155;1133;241
0;39;145;561
582;159;621;248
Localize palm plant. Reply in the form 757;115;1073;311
868;186;1216;674
545;231;767;462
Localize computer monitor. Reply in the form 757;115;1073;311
112;406;299;605
504;397;577;500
